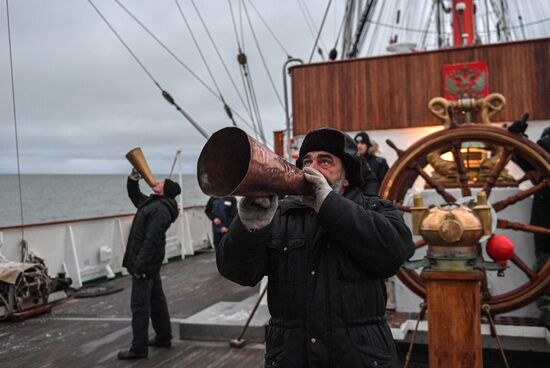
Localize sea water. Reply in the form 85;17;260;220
0;174;208;227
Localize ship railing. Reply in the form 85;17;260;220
0;205;212;289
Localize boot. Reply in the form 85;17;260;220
117;349;148;360
148;337;172;348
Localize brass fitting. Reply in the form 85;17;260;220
473;191;492;236
411;194;428;235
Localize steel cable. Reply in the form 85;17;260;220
185;0;252;124
308;0;333;62
242;0;285;111
5;0;26;241
112;0;257;134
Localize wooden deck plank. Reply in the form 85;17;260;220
0;252;263;368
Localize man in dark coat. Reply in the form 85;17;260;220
509;121;550;328
216;128;414;368
205;196;237;247
118;169;181;360
354;132;389;194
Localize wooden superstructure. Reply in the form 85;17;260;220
289;37;550;136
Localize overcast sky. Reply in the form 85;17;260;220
0;0;346;174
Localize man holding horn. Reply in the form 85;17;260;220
216;128;414;368
118;165;181;360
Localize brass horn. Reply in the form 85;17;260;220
126;147;157;188
197;127;311;196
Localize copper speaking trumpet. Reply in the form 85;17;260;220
197;127;311;197
126;147;157;188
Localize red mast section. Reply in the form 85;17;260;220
452;0;475;46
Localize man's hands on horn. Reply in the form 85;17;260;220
301;167;332;213
238;195;278;231
129;168;142;181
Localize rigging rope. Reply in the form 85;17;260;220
348;0;377;58
245;0;291;58
89;0;209;139
230;0;259;140
298;0;328;52
88;0;161;88
242;0;285;111
308;0;333;62
419;1;436;50
186;0;252;127
174;0;222;99
5;0;26;242
111;0;258;135
235;0;266;143
113;0;216;96
174;0;238;127
242;61;266;142
330;9;346;60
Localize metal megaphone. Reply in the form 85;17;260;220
197;127;311;197
126;147;157;188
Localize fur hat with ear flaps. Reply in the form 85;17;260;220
296;128;364;188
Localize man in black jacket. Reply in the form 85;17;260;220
118;169;181;360
205;196;237;247
354;132;389;193
216;128;414;368
508;121;550;328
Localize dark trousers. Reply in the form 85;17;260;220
130;273;172;352
213;232;223;248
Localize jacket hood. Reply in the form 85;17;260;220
160;197;179;222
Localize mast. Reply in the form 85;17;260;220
452;0;475;46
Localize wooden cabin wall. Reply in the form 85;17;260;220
273;130;284;157
290;38;550;135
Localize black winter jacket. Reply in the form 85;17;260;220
123;178;179;278
216;188;414;368
363;154;389;188
205;196;237;234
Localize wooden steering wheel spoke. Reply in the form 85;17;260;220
395;202;411;213
497;218;550;235
492;179;550;212
410;162;456;203
450;140;472;197
482;145;514;198
510;254;537;280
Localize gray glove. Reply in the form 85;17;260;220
301;167;332;213
238;195;278;231
129;168;142;181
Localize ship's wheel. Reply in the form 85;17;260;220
380;123;550;314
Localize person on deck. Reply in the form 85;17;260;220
205;196;237;247
216;128;414;368
118;169;181;360
354;132;389;193
508;121;550;329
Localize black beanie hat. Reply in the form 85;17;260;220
296;128;364;188
354;132;371;147
164;179;181;199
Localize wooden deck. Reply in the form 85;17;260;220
1;250;548;367
0;250;264;368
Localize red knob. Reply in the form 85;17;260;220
486;234;515;266
291;152;300;159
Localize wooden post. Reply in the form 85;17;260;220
421;271;483;368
